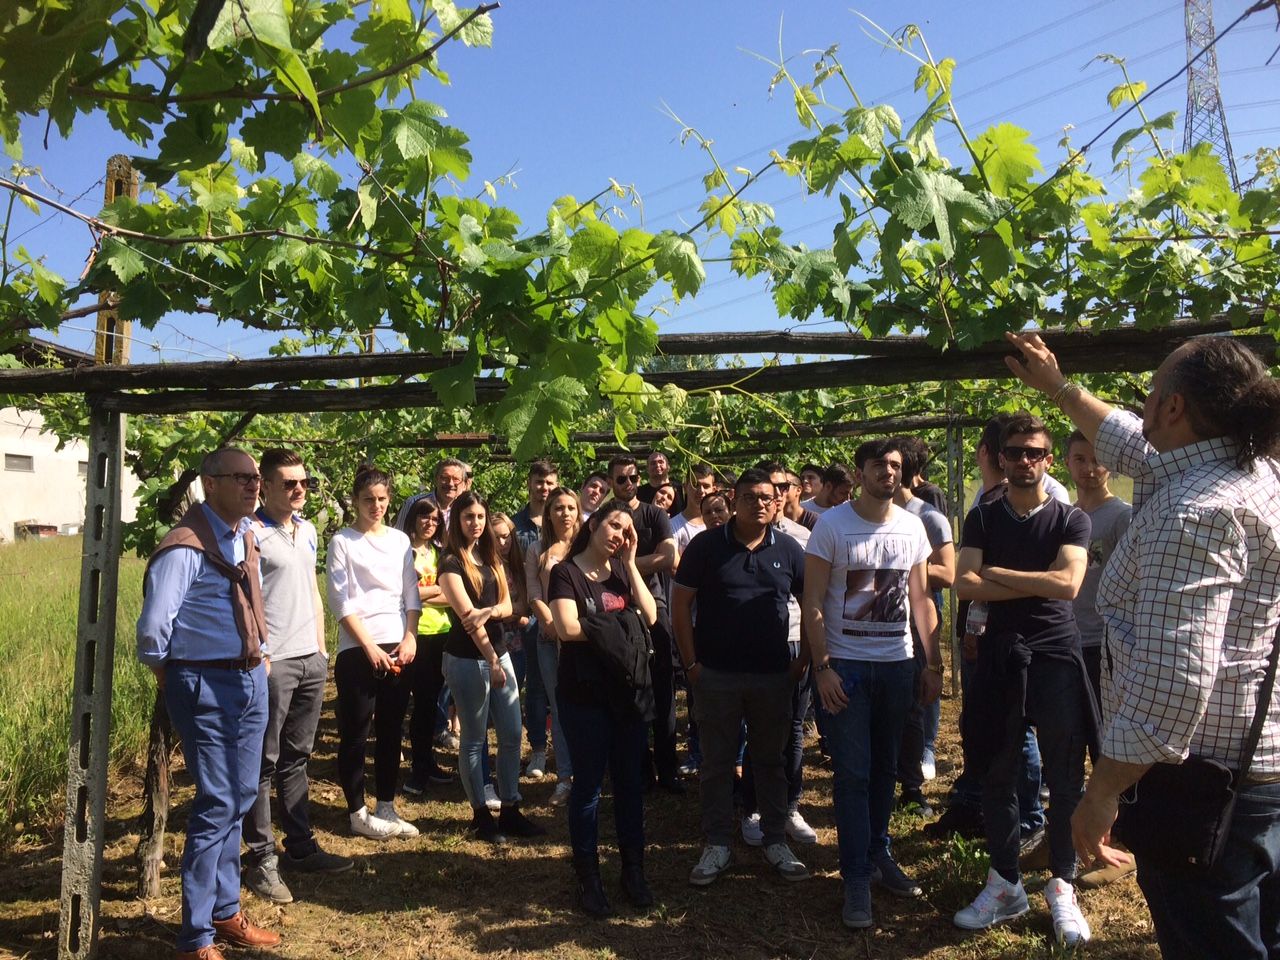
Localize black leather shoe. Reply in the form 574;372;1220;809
573;856;613;918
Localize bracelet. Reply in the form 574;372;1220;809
685;660;698;671
925;662;944;675
1051;380;1082;405
814;662;832;673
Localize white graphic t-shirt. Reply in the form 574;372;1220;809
806;502;930;661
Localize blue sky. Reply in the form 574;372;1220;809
11;0;1280;362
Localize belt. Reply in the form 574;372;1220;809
1241;771;1280;786
168;656;263;671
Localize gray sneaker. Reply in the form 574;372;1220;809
871;855;922;898
763;842;809;882
245;854;293;904
688;844;733;886
842;879;873;929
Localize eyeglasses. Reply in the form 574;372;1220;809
277;478;314;491
1001;446;1050;463
613;473;639;484
209;472;262;487
737;492;777;506
417;515;439;525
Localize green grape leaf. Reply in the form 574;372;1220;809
100;238;146;285
651;232;705;298
971;123;1042;197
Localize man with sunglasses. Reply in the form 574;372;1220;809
953;413;1095;946
608;456;682;792
137;448;280;958
243;449;353;906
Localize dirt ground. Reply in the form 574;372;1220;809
0;687;1160;960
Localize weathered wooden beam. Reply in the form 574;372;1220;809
93;380;510;414
1;316;1258;395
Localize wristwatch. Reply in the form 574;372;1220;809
814;662;832;673
925;662;944;675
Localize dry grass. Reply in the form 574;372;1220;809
0;683;1160;960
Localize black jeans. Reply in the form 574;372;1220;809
558;694;648;860
648;613;678;780
742;668;811;815
982;655;1090;881
408;632;447;774
334;646;411;812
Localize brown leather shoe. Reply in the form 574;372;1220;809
175;946;226;960
212;910;281;948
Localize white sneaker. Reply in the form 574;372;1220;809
525;749;547;780
785;809;818;844
1045;877;1092;945
549;781;572;807
740;813;764;847
689;844;733;886
483;783;501;812
953;867;1029;930
374;801;419;838
763;842;809;881
349;807;400;840
921;760;937;781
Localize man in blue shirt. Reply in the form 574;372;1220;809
137;448;280;960
673;468;809;886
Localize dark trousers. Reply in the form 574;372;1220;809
742;668;810;815
899;653;928;794
408;633;447;775
558;694;648;860
165;662;267;952
982;656;1089;881
334;646;411;812
648;614;678;780
1137;780;1280;960
243;651;327;863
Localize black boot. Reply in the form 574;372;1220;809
499;803;547;839
619;846;654;909
469;807;506;844
573;855;613;918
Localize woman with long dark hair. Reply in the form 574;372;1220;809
439;490;544;842
525;487;581;804
548;500;658;917
328;464;422;839
402;496;454;794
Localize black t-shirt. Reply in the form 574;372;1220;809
913;481;948;515
440;553;506;659
674;524;805;673
630;500;674;609
548;557;634;707
960;497;1091;650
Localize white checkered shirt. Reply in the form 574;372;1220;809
1095;410;1280;774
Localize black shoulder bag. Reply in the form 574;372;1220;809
1112;621;1280;872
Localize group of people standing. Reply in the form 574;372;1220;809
137;333;1280;960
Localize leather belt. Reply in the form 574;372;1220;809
1241;771;1280;786
168;656;263;671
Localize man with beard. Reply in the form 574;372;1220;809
952;413;1094;946
802;439;941;930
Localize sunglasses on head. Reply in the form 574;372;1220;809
1002;445;1050;463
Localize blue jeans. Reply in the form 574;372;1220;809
951;654;1045;833
164;662;267;951
443;652;522;810
557;695;648;860
537;639;572;780
1137;780;1280;960
821;657;915;882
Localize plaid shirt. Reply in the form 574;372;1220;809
1095;410;1280;773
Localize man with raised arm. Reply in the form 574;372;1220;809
1006;331;1280;960
137;448;280;960
802;438;942;930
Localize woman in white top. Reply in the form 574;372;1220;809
525;487;581;804
328;464;422;840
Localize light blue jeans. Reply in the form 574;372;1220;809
443;652;522;810
537;639;572;781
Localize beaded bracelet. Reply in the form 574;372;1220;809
1051;380;1081;405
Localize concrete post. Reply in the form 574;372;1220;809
58;400;125;960
94;156;137;365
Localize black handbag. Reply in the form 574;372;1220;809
1112;622;1279;871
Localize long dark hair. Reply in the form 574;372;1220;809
405;496;443;548
539;487;581;553
569;500;632;559
444;490;509;605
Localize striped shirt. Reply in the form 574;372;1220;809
1095;410;1280;774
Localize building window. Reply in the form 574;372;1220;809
78;460;89;477
4;454;34;472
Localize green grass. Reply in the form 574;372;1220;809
0;537;154;833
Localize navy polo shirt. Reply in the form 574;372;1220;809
674;522;805;673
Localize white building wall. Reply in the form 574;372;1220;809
0;407;141;541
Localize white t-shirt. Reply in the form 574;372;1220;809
800;497;831;515
903;496;953;550
672;513;705;555
776;517;811;649
326;526;421;653
805;502;930;662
